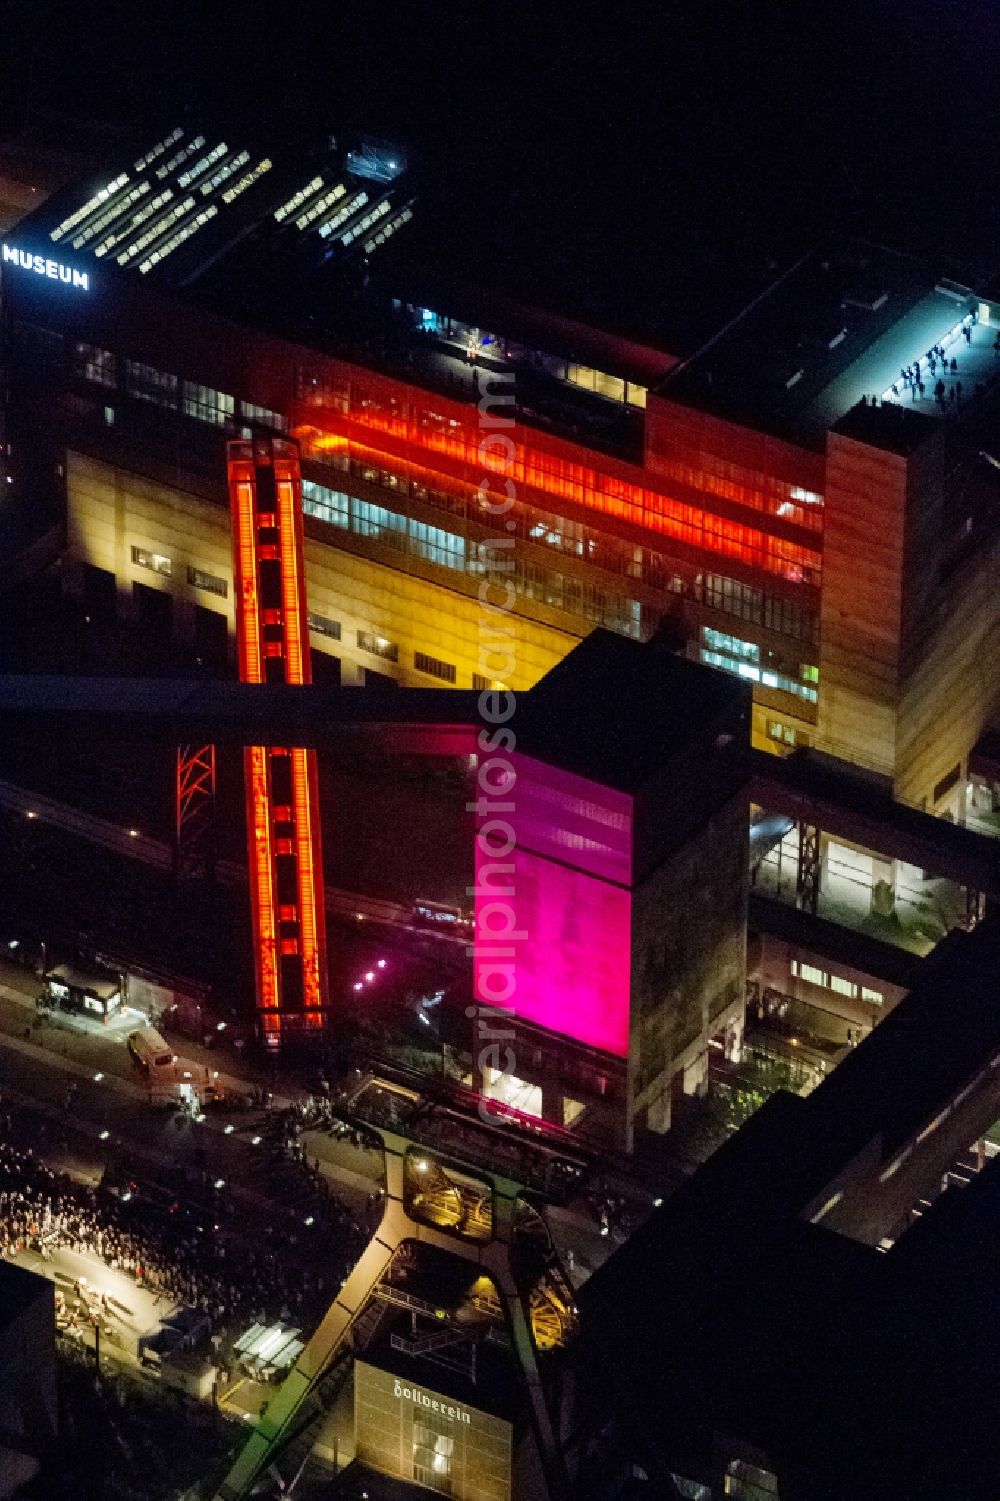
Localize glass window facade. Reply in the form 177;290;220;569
74;342;117;388
701;628;818;702
328;384;822;585
186;565;227;597
125;359;178;408
182;381;235;426
414;651;457;683
240;399;285;431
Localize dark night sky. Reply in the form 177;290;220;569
2;0;997;341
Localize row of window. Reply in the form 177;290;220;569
650;437;825;531
414;651;457;683
356;629;397;662
702;628;818;701
767;719;799;747
75;342;820;651
334;384;822;585
130;546;227;596
300;440;819;645
307;613;341;640
694;572;817;644
393;303;649;407
701;649;818;703
74;344;286;432
130;547;473;688
791;958;884;1006
302;478;644;636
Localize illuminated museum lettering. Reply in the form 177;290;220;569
392;1378;471;1423
1;243;89;290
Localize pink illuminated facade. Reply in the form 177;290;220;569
474;754;632;1057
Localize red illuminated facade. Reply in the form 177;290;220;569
227;437;329;1042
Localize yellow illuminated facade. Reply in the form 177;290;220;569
66;450;577;692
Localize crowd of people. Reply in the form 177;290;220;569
0;1118;368;1343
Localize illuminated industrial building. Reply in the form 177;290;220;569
2;125;1000;819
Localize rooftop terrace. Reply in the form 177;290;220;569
658;243;997;449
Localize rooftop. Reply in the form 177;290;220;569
579;918;1000;1499
517;629;749;794
656;244;998;449
0;1259;53;1328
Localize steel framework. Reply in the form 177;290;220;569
210;1085;580;1501
174;742;217;883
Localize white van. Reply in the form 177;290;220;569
126;1026;175;1074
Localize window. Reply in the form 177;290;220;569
186;566;227;598
801;663;819;683
792;960;828;988
302;479;349;528
182;381;234;426
701;638;818;703
703;627;760;662
307;613;341;640
351;496;407;551
412;1413;455;1494
73;342;116;388
240;400;285;431
407;518;465;570
414;652;457;683
767;720;797;747
125;359;178;408
131;546;172;577
933;762;961;803
357;630;398;662
830;975;858;998
792;958;880;1004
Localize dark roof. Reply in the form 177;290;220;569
517;630;748;793
3;122;683;386
831;396;936;456
579;918;1000;1500
655;242;989;448
0;1260;53;1328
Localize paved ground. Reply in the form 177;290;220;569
0;963;622;1293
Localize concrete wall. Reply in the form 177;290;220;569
816;430;907;777
629;791;748;1137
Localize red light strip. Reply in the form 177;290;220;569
294;406;822;582
247;744;280;1025
290;746;324;1024
275;466;310;687
229;467;264;683
227;439;329;1040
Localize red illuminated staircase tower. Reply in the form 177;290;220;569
226;436;329;1044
